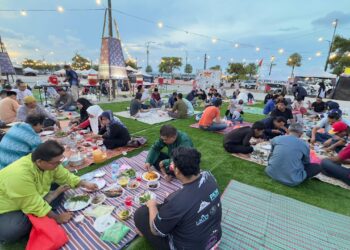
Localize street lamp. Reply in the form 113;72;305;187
324;19;338;71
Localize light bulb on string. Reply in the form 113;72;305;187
234;43;239;48
96;0;102;5
315;51;322;57
278;48;284;54
20;10;27;16
217;56;221;61
255;47;260;52
308;57;312;61
211;37;217;44
318;37;324;42
57;6;64;13
157;21;163;28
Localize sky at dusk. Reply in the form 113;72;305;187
1;0;350;79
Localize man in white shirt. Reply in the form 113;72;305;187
14;80;33;105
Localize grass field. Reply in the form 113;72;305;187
2;100;350;250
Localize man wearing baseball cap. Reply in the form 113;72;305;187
323;121;349;153
17;96;61;129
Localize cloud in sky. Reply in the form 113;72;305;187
1;0;350;79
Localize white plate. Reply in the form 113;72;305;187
135;191;156;205
93;214;116;233
80;172;94;181
142;171;160;182
7;122;21;127
260;144;272;150
40;131;55;136
94;170;106;178
81;179;106;192
64;195;91;212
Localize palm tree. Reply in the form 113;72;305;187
286;53;302;77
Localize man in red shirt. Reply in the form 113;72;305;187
198;99;227;131
321;144;350;185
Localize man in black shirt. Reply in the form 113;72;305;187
309;97;326;114
270;100;294;124
134;147;222;250
223;121;265;154
292;84;308;100
261;116;288;140
130;92;148;117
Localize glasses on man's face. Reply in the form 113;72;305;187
46;157;64;166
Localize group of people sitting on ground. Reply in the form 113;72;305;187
224;90;350;187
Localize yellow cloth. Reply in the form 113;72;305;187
23;95;36;104
0;154;80;217
0;97;19;123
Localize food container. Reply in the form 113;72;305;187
117;176;130;187
147;180;160;190
116;208;132;220
69;154;84;167
91;194;106;207
92;149;107;163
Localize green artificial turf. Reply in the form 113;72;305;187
2;100;350;250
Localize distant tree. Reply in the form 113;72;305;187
145;65;153;73
209;65;221;70
286;53;302;77
125;59;137;70
71;53;91;70
158;57;182;74
226;62;246;79
184;64;193;74
244;63;257;77
22;58;59;71
329;35;350;75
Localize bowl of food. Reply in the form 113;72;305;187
68;154;84;167
127;180;140;190
91;194;106;207
102;184;124;198
116;208;132;220
147;181;160;190
120;168;136;179
117;176;130;187
142;171;160;182
55;131;68;138
135;191;156;205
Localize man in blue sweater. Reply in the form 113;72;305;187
265;123;322;186
263;94;278;115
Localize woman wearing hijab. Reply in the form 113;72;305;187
91;110;131;149
72;105;103;134
70;98;92;126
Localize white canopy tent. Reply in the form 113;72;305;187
126;65;138;72
23;67;39;74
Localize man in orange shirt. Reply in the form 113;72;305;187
198;99;227;131
0;91;19;124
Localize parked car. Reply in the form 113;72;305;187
241;80;256;89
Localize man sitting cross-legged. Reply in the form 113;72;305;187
144;125;193;182
265;123;322;186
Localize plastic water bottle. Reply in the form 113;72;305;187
111;163;120;181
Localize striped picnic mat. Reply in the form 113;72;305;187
190;122;252;134
57;151;182;250
220;180;350;249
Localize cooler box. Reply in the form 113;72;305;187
48;75;58;85
88;74;98;85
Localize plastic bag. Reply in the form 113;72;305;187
100;222;130;245
26;214;68;250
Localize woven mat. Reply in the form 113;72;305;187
57;151;182;250
231;153;350;190
220;180;350;249
190;122;252;135
114;110;174;125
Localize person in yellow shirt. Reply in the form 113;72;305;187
0;140;98;243
0;91;19;124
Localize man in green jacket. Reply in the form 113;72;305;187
0;140;98;243
144;125;193;181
